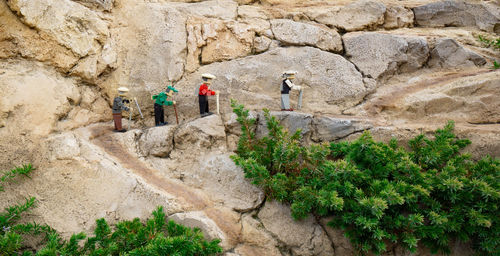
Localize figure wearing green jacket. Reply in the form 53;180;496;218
152;85;178;126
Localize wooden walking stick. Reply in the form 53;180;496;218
173;103;179;124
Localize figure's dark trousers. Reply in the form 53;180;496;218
113;113;123;130
154;103;165;125
198;95;209;115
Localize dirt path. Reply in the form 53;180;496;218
89;126;209;210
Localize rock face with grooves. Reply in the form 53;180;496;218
271;19;343;52
343;32;429;79
413;0;500;33
7;0;109;57
311;0;386;31
183;153;265;211
428;38;486;68
258;200;335;256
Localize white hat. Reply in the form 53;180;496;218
283;70;297;75
201;73;216;79
117;87;129;94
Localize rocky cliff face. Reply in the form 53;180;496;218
1;0;499;255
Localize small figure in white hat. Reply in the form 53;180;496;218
112;87;130;132
281;71;302;111
198;73;219;117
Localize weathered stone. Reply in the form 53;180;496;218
174;47;373;118
182;153;264;211
238;5;269;20
271;19;342;52
428;38;486;68
0;1;79;71
178;0;238;20
254;36;272;53
174;115;226;151
256;111;314;140
344;32;429;79
258;200;335;256
101;4;187;108
138;125;176;158
239;214;281;256
47;133;81;161
312;116;372;142
70;55;98;81
413;0;500;33
311;0;386;31
7;0;109;57
319;217;355;256
168;211;226;243
401;71;500;124
384;5;414;29
0;59;80;136
73;0;114;11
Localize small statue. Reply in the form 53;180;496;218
152;85;179;126
280;70;303;111
112;87;130;132
198;73;219;117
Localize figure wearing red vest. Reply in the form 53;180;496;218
198;73;218;117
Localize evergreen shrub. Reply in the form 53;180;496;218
230;100;499;255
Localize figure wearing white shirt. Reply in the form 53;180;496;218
280;71;303;111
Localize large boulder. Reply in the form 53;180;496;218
7;0;109;57
174;47;374;118
168;211;227;244
256;111;314;141
0;1;79;71
0;59;80;137
138;125;176;157
101;3;187;107
413;0;500;33
258;200;334;256
181;153;265;212
428;38;486;68
400;71;500;124
343;32;429;79
270;19;342;52
310;0;386;31
174;115;226;151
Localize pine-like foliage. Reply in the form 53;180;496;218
230;101;500;255
1;164;222;256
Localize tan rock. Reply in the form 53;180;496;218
0;59;80;137
0;1;79;71
271;19;342;52
312;0;386;31
181;153;265;211
238;214;281;256
428;38;486;68
344;32;429;80
202;30;252;64
254;36;272;53
174;115;226;151
237;5;269;20
258;200;334;256
168;211;227;245
319;217;355;255
177;0;238;20
138;125;176;158
384;5;414;29
7;0;109;57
